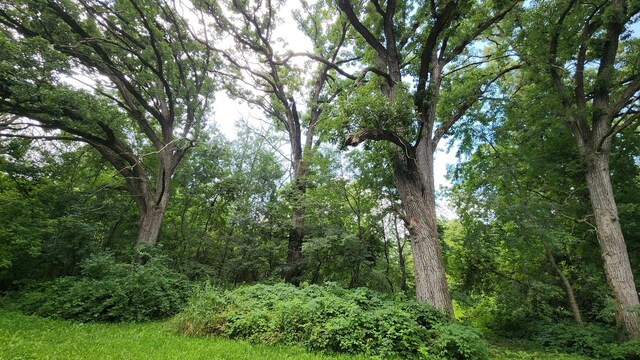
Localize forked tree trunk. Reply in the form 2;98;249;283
585;152;640;338
392;151;453;315
135;163;173;247
137;203;169;246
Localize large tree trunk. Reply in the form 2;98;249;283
137;202;169;246
585;152;640;338
135;163;173;247
392;151;453;314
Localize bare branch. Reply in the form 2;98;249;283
416;1;458;97
0;133;86;142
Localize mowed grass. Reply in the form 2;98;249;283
0;310;370;360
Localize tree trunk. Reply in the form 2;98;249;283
137;201;169;246
381;219;395;292
392;153;453;315
135;165;173;247
545;247;583;324
585;152;640;338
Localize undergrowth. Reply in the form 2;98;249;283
173;283;490;359
10;253;190;322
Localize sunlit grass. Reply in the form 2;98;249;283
0;310;369;360
0;309;590;360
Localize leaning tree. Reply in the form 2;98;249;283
0;0;216;246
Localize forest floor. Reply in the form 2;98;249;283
0;310;588;359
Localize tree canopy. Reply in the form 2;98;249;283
1;0;639;348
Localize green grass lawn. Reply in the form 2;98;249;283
0;310;588;360
0;310;370;360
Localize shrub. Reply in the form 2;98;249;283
13;253;191;322
524;320;640;359
174;283;490;359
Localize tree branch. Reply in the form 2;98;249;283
433;64;521;147
337;0;388;59
343;128;414;159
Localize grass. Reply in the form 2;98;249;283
0;310;370;360
0;309;590;360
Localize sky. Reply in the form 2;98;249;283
208;3;458;218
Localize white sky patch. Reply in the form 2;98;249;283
209;1;313;140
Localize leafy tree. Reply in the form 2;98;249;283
0;137;136;287
503;0;640;337
194;0;350;284
0;0;216;246
161;121;287;284
299;148;384;289
333;0;520;313
448;116;599;328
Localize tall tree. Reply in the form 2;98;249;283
449;115;594;326
335;0;520;313
510;0;640;337
0;0;216;246
195;0;348;284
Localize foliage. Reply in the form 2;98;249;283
0;310;368;360
513;321;640;360
0;139;136;288
12;254;190;322
160;125;288;284
0;0;217;246
174;283;489;359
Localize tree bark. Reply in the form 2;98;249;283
585;152;640;338
137;202;169;246
392;151;453;314
134;156;175;247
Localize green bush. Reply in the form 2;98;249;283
13;254;191;322
174;283;490;359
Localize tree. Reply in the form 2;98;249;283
448;116;595;327
195;0;349;284
334;0;519;313
510;0;640;337
0;0;216;246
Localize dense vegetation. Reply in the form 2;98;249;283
10;254;190;322
174;283;489;359
0;0;639;358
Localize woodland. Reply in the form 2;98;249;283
0;0;639;359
